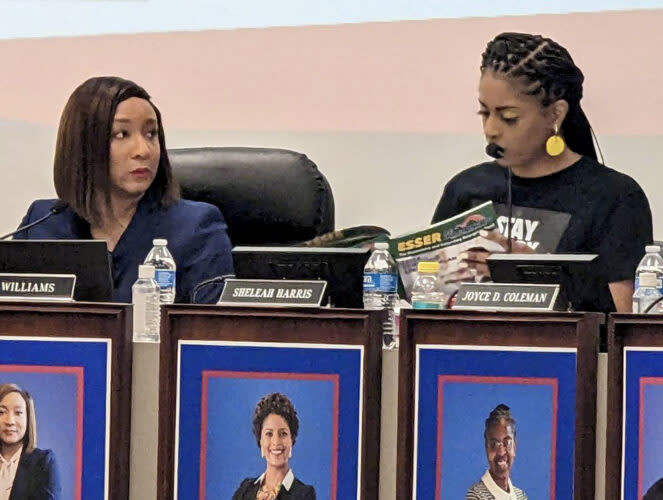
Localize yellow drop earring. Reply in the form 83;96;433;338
546;123;566;157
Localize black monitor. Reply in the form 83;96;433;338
0;240;113;302
487;253;598;311
232;246;371;308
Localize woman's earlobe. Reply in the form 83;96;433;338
552;99;570;125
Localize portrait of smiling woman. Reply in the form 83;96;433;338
13;76;234;304
0;383;61;500
466;404;526;500
231;393;316;500
432;32;652;313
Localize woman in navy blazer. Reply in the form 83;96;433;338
231;393;316;500
0;383;61;500
13;76;234;304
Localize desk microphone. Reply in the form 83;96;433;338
0;200;69;240
192;273;236;304
485;143;513;253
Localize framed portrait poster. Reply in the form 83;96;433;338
157;305;382;500
397;309;601;500
606;314;663;500
0;302;132;500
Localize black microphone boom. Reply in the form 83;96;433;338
484;143;513;252
0;200;69;240
191;273;236;303
50;199;69;214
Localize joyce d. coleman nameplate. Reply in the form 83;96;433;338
453;282;559;311
218;279;327;307
0;273;76;301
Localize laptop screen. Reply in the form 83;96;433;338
0;240;113;302
232;246;371;308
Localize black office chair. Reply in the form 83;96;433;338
168;147;335;246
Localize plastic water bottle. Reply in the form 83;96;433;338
363;242;400;350
411;261;448;309
144;238;176;304
132;264;161;342
635;245;663;294
633;272;663;314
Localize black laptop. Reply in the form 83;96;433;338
0;240;113;302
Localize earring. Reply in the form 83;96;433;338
546;123;566;157
261;450;265;458
288;450;292;459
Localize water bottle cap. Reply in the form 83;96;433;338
646;245;661;253
640;272;658;287
374;242;389;250
138;264;156;279
153;238;168;246
417;261;439;273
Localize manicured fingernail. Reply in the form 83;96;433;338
459;252;468;260
458;262;468;269
479;230;488;237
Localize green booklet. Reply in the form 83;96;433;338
388;201;503;297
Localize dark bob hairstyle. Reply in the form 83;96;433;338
53;76;179;226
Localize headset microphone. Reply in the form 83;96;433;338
486;143;505;159
484;143;512;252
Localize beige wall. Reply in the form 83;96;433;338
1;9;662;238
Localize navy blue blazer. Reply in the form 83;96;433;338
9;448;61;500
13;196;234;304
231;477;316;500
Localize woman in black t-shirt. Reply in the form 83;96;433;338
433;32;652;312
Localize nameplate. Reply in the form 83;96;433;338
453;282;560;311
0;273;76;302
218;279;327;307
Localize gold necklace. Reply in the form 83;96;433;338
256;482;281;500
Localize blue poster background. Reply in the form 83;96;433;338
623;350;663;499
0;338;110;499
441;381;554;499
177;343;363;500
642;384;663;495
416;348;577;500
0;370;77;499
205;377;334;499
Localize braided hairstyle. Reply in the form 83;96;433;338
484;403;516;439
481;32;597;160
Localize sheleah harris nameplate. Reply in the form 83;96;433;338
218;279;327;307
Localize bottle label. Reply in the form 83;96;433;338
363;273;398;293
133;298;147;334
634;276;663;295
154;270;175;290
412;301;441;310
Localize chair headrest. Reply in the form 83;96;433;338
169;147;335;245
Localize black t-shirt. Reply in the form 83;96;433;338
432;156;653;313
